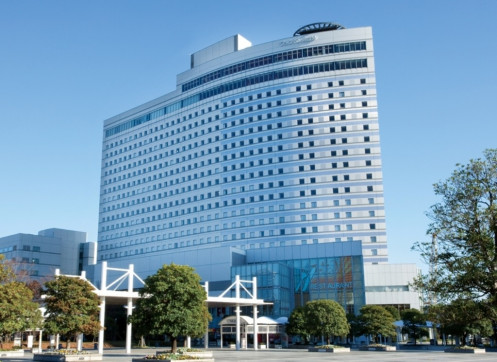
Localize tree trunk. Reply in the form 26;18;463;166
172;338;177;353
66;338;71;349
492;320;497;346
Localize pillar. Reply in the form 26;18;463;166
98;261;107;355
252;277;258;350
126;264;134;354
235;275;241;350
38;330;43;353
204;281;209;349
253;305;258;350
77;334;83;351
235;306;241;351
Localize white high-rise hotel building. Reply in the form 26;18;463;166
97;23;419;315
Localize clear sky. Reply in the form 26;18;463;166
1;0;496;269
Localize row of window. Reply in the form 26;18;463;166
102;161;380;206
105;58;369;138
100;198;382;235
103;118;375;174
182;41;367;91
102;148;378;194
0;245;41;253
102;172;378;212
106;76;371;152
99;226;382;251
104;103;374;164
101;236;380;255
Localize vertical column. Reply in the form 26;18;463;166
77;334;83;351
186;336;191;348
204;281;209;349
98;261;107;355
126;264;134;354
253;305;258;350
235;275;240;351
252;277;258;350
38;330;43;353
235;305;241;351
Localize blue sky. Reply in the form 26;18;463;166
1;0;496;269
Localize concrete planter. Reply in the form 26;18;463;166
0;349;25;357
359;345;396;351
308;347;350;353
133;359;214;362
157;350;213;358
444;348;486;354
33;353;103;361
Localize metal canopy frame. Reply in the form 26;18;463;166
52;265;271;353
204;275;272;350
53;262;144;355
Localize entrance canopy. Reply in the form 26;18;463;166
218;315;285;349
54;265;273;353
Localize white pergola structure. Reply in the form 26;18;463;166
204;275;271;351
54;265;270;354
54;261;144;355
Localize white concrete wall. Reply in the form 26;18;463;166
364;263;421;310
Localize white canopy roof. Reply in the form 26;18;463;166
219;315;282;326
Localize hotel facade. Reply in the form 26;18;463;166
95;23;420;317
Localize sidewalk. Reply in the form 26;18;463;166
3;347;495;362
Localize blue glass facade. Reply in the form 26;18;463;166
232;242;365;317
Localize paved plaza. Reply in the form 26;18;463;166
2;348;496;362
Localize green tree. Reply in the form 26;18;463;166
346;313;362;341
286;306;308;344
130;263;211;353
429;299;492;346
401;309;427;345
304;299;349;345
413;149;497;339
358;305;396;344
0;255;43;349
384;306;401;321
43;276;101;349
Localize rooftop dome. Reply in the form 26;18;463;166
293;22;345;36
